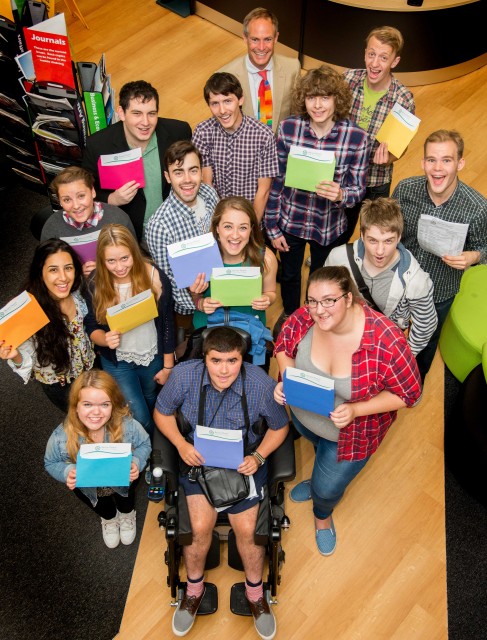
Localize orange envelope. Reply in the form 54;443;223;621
0;291;49;349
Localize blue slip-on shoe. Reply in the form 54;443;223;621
315;516;337;556
289;479;312;503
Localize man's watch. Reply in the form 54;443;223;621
251;451;266;466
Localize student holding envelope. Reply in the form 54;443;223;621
0;239;94;411
273;266;421;556
190;196;277;353
264;65;371;338
84;225;175;439
40;166;136;277
44;370;151;548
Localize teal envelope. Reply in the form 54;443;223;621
285;154;336;192
76;443;132;487
210;269;262;306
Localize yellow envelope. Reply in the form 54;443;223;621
106;289;158;333
375;103;421;158
0;291;50;350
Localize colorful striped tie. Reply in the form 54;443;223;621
257;70;272;128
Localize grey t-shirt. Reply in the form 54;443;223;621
40;202;136;241
292;327;351;441
361;256;399;312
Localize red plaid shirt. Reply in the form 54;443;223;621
274;304;421;461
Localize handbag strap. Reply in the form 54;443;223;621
345;243;380;312
197;364;250;432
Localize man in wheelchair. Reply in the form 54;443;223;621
153;327;289;639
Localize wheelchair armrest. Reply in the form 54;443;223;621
152;427;180;493
266;429;296;498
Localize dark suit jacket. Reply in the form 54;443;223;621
82;118;192;240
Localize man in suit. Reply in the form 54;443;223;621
82;80;191;241
219;7;301;134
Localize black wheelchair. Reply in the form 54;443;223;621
149;418;296;617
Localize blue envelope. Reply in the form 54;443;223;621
76;442;132;487
167;233;224;289
283;368;335;417
194;425;244;470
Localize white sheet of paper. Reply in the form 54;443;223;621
211;266;260;279
417;215;469;257
195;425;243;442
289;145;335;163
100;147;142;166
390;102;421;131
167;232;216;258
79;442;131;459
284;367;335;390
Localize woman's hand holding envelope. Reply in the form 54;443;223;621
129;462;139;482
189;273;210;295
0;340;20;362
66;467;77;490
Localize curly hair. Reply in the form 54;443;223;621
64;369;130;462
292;65;352;121
25;239;84;373
210;197;268;274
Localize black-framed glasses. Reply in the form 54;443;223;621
305;293;348;309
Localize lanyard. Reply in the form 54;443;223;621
197;365;250;431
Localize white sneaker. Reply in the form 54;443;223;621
101;515;120;548
118;509;136;545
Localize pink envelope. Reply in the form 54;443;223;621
97;156;145;190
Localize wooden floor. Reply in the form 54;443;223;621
63;3;487;638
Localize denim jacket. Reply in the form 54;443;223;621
44;416;151;506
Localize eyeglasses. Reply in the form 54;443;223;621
305;293;348;309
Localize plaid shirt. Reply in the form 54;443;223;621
264;116;370;245
192;114;279;201
62;201;104;230
393;177;487;303
344;69;415;188
155;360;289;447
274;304;421;461
144;183;218;314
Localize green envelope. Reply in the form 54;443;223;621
284;148;336;192
210;267;262;306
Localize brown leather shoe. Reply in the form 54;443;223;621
172;587;205;637
246;595;276;640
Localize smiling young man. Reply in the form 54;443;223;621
82;80;191;240
145;140;218;329
326;197;437;360
393;129;487;379
218;7;301;134
341;26;415;242
192;72;278;222
154;327;289;639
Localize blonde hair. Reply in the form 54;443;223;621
64;369;130;462
93;224;155;325
366;26;404;57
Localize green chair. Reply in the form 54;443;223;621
439;264;487;382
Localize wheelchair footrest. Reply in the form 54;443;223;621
178;582;218;615
230;582;252;616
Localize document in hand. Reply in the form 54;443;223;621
283;367;335;416
106;289;158;333
75;442;132;487
285;145;336;192
417;215;469;257
194;425;244;469
98;147;145;190
60;229;100;264
210;267;262;306
167;232;224;289
375;103;421;158
0;290;49;349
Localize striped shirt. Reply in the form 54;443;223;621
274;304;421;461
144;183;218;314
344;69;415;188
264;116;370;246
392;177;487;303
192;114;278;201
155;360;289;447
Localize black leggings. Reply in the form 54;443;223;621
74;480;138;520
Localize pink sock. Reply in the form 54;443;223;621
245;579;263;602
186;575;205;598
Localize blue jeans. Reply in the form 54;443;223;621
291;411;370;520
100;354;162;437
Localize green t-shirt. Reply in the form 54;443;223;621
358;79;387;132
